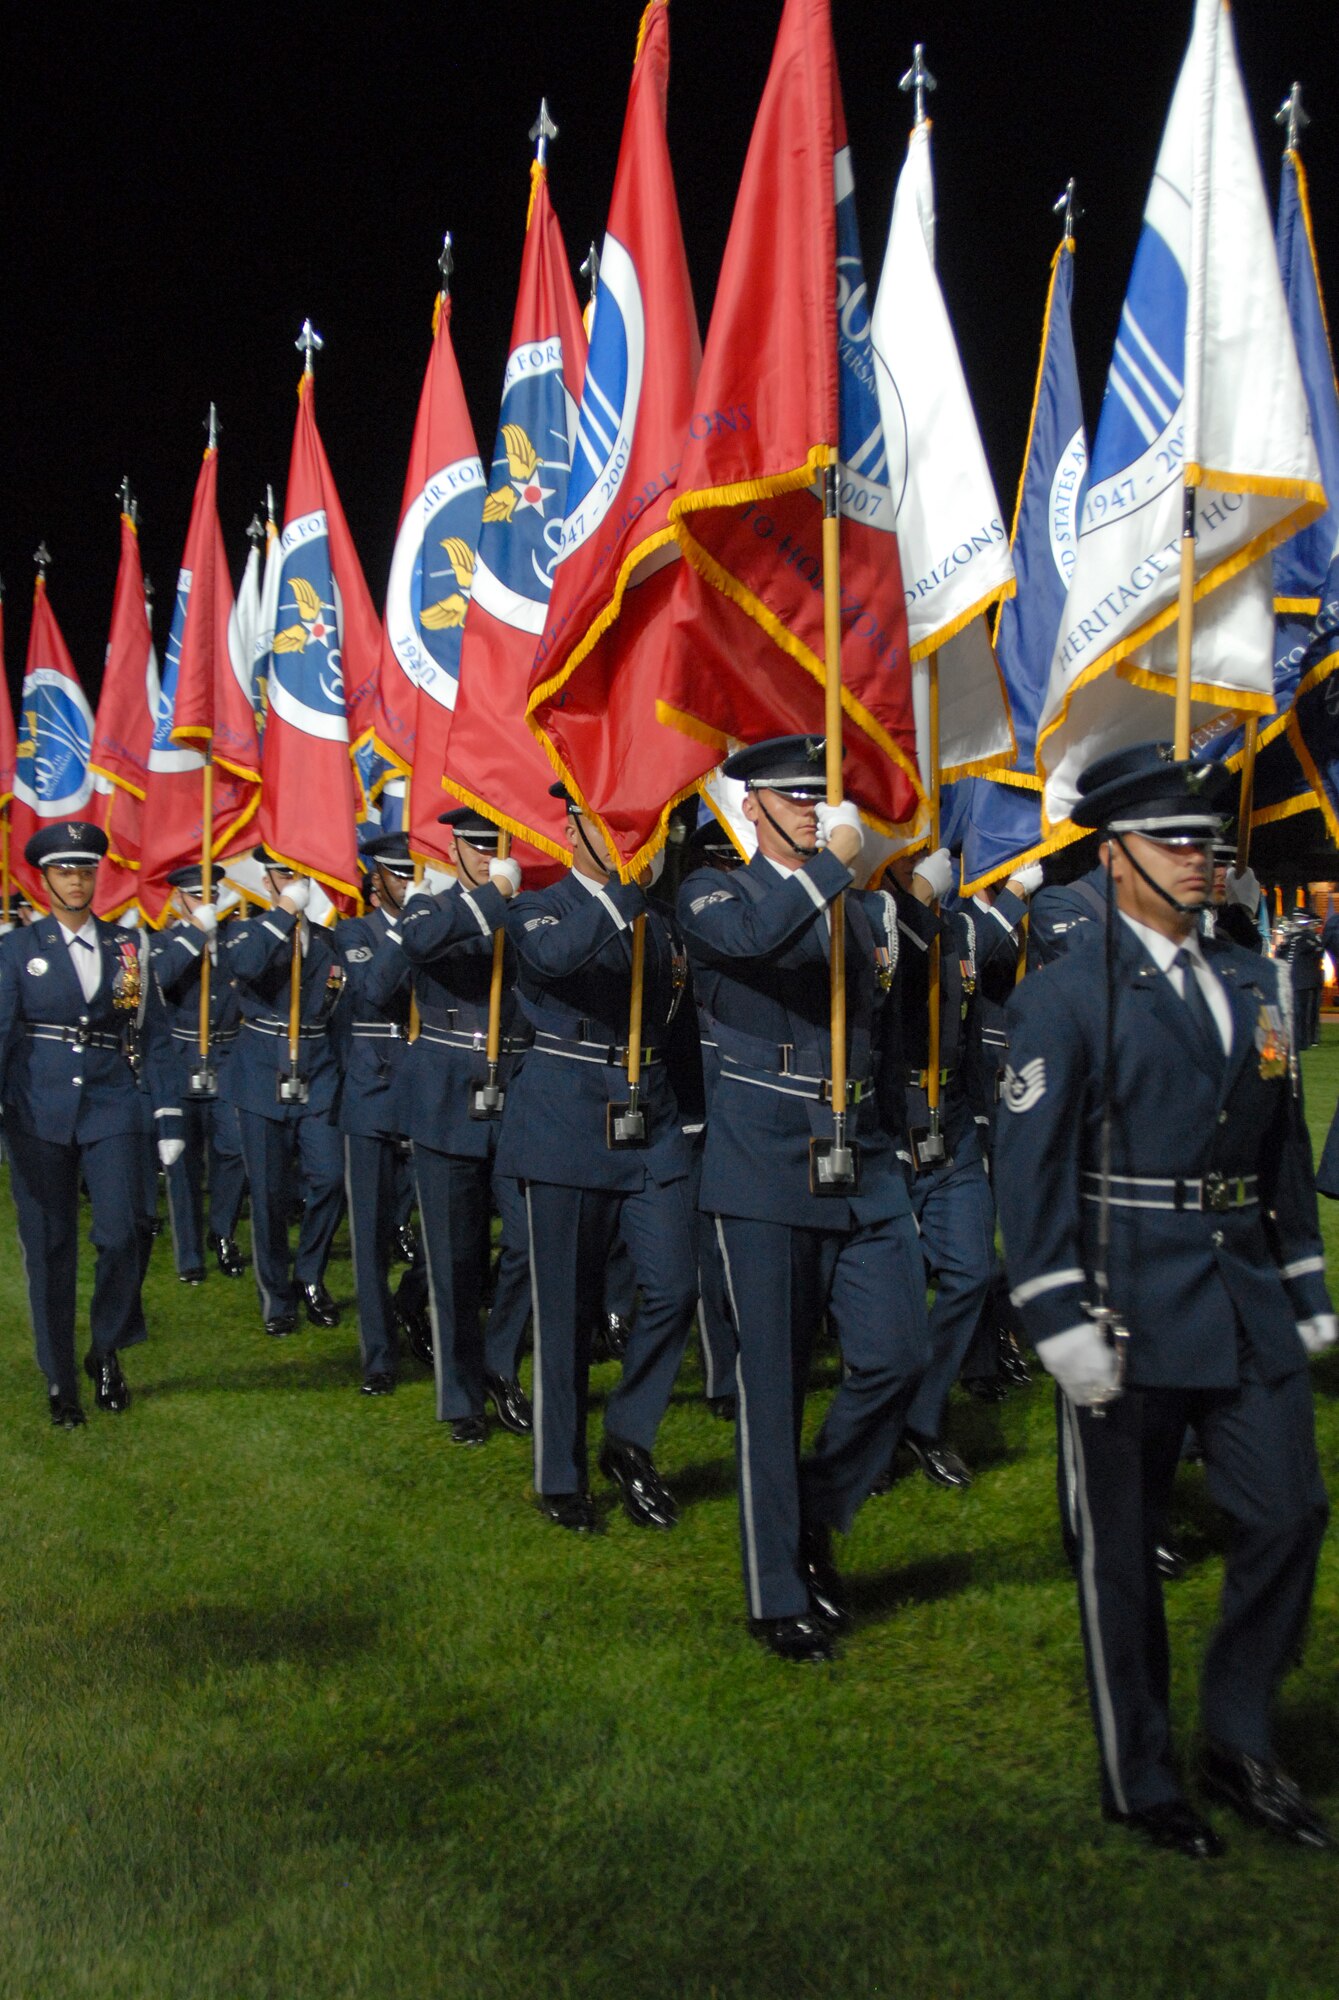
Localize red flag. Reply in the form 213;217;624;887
442;159;587;868
138;447;264;921
525;0;711;875
256;373;363;905
89;507;158;917
379;289;486;810
171;448;263;788
9;575;98;908
663;0;921;831
0;587;16;907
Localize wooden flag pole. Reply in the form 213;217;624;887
287;922;303;1081
472;828;511;1118
1234;716;1259;872
608;906;648;1148
1173;485;1198;759
1;810;11;926
925;651;944;1153
811;454;856;1193
197;755;215;1075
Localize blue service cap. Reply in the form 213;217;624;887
25;821;108;868
439;807;505;851
360;831;415;874
1070;741;1232;835
166;864;208;893
721;734;838;798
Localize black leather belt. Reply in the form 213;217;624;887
171;1027;237;1045
1080;1170;1259;1213
25;1024;122;1052
719;1053;868;1106
243;1019;326;1042
533;1030;660;1067
351;1023;404;1040
418;1025;529;1054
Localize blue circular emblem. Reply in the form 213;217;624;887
15;667;95;817
385;459;485;713
265;513;350;742
557;234;644;555
472;337;577;636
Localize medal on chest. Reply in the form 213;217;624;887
112;938;142;1012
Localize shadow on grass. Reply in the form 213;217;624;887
846;1551;976;1623
136;1353;365;1399
126;1599;384;1680
668;1454;737;1510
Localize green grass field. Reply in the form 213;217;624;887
2;1042;1338;2000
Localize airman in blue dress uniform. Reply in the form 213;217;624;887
0;822;181;1425
389;810;532;1440
149;864;247;1285
996;742;1334;1858
331;831;427;1396
499;784;703;1532
677;737;930;1663
219;849;347;1337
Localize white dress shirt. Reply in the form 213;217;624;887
60;916;103;1003
1119;911;1233;1054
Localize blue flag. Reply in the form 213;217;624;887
1273;149;1339;838
958;240;1088;891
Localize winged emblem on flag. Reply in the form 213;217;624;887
273;575;336;654
481;424;556;525
420;538;475;629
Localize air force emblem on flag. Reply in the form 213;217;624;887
1082;187;1188;533
1002;1056;1047;1114
148;567;205;775
15;667;95;818
266;512;350;744
834;149;894;538
557;234;645;556
385;458;486;714
473;334;578;637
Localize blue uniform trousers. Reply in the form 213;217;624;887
6;1125;152;1397
686;1150;735;1399
905;1153;997;1439
235;1107;344;1322
714;1211;929;1621
164;1096;247;1277
342;1134;406;1379
1060;1367;1328;1816
525;1176;698;1495
413;1145;530;1422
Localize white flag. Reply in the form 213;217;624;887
871;118;1016;789
1037;0;1324;827
228;536;263;717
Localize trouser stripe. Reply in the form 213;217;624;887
715;1215;762;1620
1065;1397;1128;1816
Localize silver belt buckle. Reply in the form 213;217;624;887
1203;1171;1229;1213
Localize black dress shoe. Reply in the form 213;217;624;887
961;1375;1009;1403
905;1435;972;1490
590;1311;631;1364
208;1232;246;1278
706;1393;738;1422
450;1415;488;1446
751;1614;835;1665
998;1331;1032;1387
484;1372;533;1434
1200;1745;1334;1849
393;1223;419;1266
538;1490;599;1532
361;1371;397;1397
302;1281;341;1328
264;1313;298;1338
1154;1540;1188;1581
395;1301;434;1368
599;1434;678;1528
799;1523;849;1632
1106;1799;1225;1859
179;1268;206;1286
83;1351;130;1413
48;1387;87;1430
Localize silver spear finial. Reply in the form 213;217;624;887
295;320;324;374
33;541;51;578
530;97;558;167
438;233;454;298
1053;177;1082;242
1275;83;1309;154
899;43;937;128
206;402;221;449
580;240;600;310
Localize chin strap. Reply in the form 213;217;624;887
1111;833;1209;918
44;874;91;918
750;789;819;860
571;813;614;880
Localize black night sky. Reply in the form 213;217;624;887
2;0;1335;702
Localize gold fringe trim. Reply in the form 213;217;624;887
1276;596;1321;616
526;160;545;233
438;776;572;868
959;816;1087;901
1284;644;1339;846
1251;787;1320;831
87;762;147;803
909;578;1015;666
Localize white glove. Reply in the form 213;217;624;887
214;884;241;915
488;857;522;896
1225;866;1260;915
0;921;13;936
405;864;453;902
815;799;865;861
1297;1313;1338;1356
157;1138;186;1168
1010;862;1044;897
912;846;955;901
281;877;312;913
1036;1320;1121;1406
191;904;219;935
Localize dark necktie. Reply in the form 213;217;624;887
1173;947;1223;1063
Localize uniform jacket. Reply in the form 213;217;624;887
218;907;346;1120
497;871;701;1193
965;887;1028;1132
1026;864;1109;970
0;914;179;1145
395;879;529;1159
150;921;242;1086
332;905;412;1140
995;920;1330;1389
678;849;906;1229
893;888;989;1162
